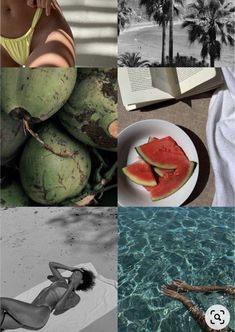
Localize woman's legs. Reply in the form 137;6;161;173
0;47;20;67
0;297;50;330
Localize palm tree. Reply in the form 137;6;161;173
182;0;235;66
118;0;134;35
139;0;184;66
118;52;150;67
139;0;169;65
168;0;184;65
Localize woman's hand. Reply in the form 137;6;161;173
27;0;60;16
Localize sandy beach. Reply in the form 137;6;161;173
118;23;235;66
0;207;117;332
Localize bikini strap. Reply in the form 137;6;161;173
31;8;43;29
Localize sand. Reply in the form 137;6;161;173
0;207;117;332
118;23;235;66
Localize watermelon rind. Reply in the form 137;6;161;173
136;146;177;169
148;136;155;143
153;167;164;177
122;166;157;187
150;161;196;201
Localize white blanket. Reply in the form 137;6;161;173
12;263;117;332
206;67;235;206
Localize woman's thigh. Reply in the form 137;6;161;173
1;298;50;330
0;46;20;67
28;9;75;67
1;312;23;330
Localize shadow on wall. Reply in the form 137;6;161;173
60;0;117;67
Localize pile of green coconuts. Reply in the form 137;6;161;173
0;68;117;207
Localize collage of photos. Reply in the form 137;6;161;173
0;0;234;332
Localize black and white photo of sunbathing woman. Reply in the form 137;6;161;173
0;262;95;331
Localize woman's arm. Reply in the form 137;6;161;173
48;262;76;281
169;280;235;296
162;287;214;332
177;294;214;332
53;277;80;315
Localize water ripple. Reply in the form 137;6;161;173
118;207;235;332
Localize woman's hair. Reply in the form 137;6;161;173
76;269;96;292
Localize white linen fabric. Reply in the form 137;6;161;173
12;263;117;332
206;67;235;206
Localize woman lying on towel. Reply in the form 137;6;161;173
162;279;235;332
0;262;96;331
0;0;75;67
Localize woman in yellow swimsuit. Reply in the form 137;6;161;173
0;0;75;67
0;262;95;330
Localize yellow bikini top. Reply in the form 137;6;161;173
0;8;43;66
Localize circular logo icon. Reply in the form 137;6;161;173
205;305;230;330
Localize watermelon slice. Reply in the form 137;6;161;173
148;136;188;159
136;136;188;169
153;167;164;177
149;137;168;177
146;161;195;201
122;159;157;187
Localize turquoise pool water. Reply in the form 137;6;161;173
118;208;235;332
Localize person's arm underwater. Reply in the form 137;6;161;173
167;279;235;296
162;286;230;332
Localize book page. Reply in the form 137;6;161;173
176;68;216;94
118;68;174;110
179;68;224;99
128;68;153;92
151;68;180;97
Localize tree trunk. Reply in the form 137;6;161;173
169;0;174;65
161;20;166;66
210;55;215;67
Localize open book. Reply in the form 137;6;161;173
118;68;224;111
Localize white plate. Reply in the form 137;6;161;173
118;119;199;207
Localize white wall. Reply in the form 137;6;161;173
60;0;117;67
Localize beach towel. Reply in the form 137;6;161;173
206;67;235;206
12;263;117;332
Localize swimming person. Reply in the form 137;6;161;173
0;0;75;67
162;279;235;332
0;262;96;330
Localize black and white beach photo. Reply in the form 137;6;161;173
0;207;117;332
118;0;235;67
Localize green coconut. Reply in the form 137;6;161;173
1;68;77;122
19;123;91;205
1;179;31;207
58;68;117;151
0;109;28;165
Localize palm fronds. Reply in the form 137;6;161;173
182;0;235;66
118;52;150;67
